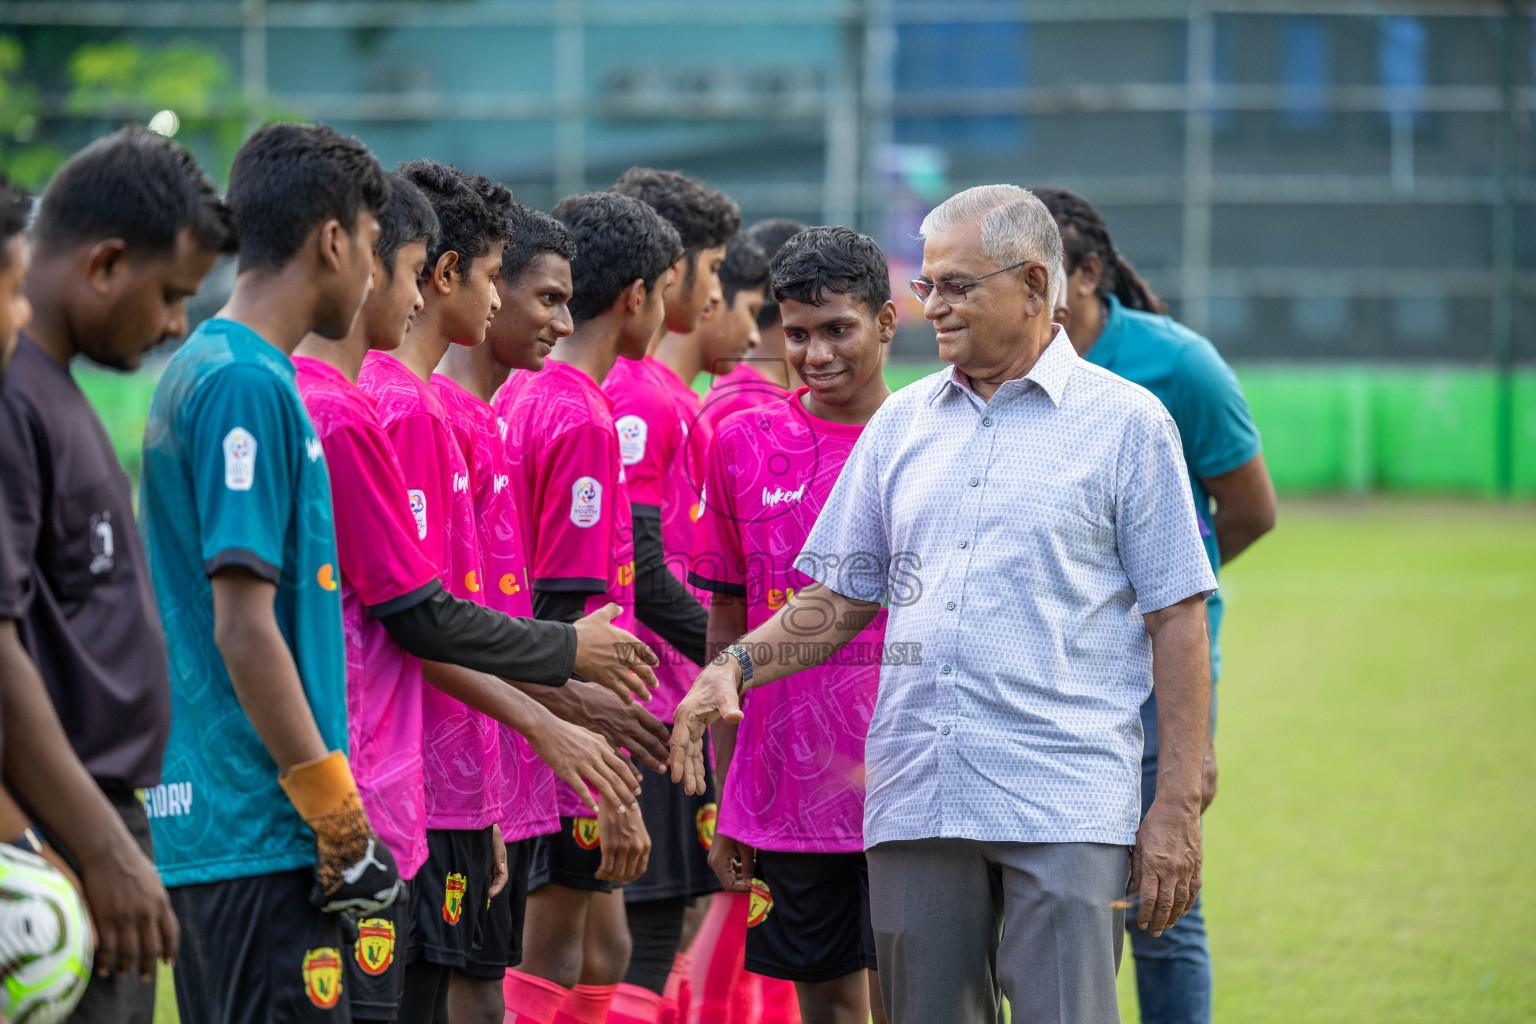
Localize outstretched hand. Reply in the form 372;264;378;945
668;656;745;796
572;603;660;702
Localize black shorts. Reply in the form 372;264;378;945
458;837;535;978
528;816;614;894
345;880;411;1021
745;850;876;983
407;827;495;969
623;768;721;902
170;868;350;1023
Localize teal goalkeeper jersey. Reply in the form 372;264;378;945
138;318;348;887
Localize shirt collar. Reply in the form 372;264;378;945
1083;293;1125;370
927;324;1078;408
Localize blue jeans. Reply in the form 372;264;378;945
1129;695;1212;1024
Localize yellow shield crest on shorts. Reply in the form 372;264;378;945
747;877;774;927
695;803;718;850
573;816;601;849
354;918;396;976
443;872;468;924
302;947;343;1008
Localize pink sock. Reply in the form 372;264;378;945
505;969;571;1024
690;894;748;1024
554;983;619;1024
730;971;761;1024
755;976;801;1024
608;983;665;1024
661;952;691;1024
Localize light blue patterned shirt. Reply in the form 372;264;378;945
797;328;1216;848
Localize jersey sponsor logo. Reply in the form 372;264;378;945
354;918;396;976
492;473;509;494
88;510;115;575
408;489;428;540
615;415;648;466
570;477;602;528
766;587;796;610
695;803;717;851
464;569;481;593
142;781;194;819
302;947;343;1008
499;574;521;596
453;472;470;493
443;872;467;924
305;437;324;463
572;817;600;849
747;878;773;927
317;563;338;591
222;427;257;491
760;483;806;507
617;561;634;587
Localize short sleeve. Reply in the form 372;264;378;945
1114;407;1219;614
186;363;298;582
1169;343;1262;481
0;398;42;617
379;412;452;580
530;424;617;592
323;421;440;610
687;429;746;596
796;421;890;604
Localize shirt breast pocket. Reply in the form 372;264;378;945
42;484;120;604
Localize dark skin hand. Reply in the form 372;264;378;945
0;621;177;980
517;678;671;775
704;593;751;893
571;602;662;702
594;791;651;884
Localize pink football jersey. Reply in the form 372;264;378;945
690;388;886;853
695;360;793;456
495;358;636;816
433;374;559;843
294;357;439;878
359;352;502;830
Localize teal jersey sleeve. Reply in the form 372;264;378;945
1168;341;1262;482
186;361;301;582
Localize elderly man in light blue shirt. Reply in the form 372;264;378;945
670;185;1216;1024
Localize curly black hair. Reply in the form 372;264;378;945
1032;185;1164;315
610;167;739;253
0;175;31;271
746;218;808;327
33;126;236;262
501;201;577;284
398;159;501;279
719;234;769;307
771;226;890;314
375;171;439;276
552;191;682;326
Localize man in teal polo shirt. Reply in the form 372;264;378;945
1039;186;1277;1024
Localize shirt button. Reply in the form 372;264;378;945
958;540;968;549
983;417;992;426
941;665;952;675
969;477;979;487
941;725;951;736
946;601;956;610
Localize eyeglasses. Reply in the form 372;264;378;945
909;261;1028;304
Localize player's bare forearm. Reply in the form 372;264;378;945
706;594;750;790
212;569;328;770
514;677;671;774
1204;453;1276;566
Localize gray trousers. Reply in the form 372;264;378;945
867;838;1129;1024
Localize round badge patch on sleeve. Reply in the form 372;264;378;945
615;415;648;466
223;427;257;491
570;477;603;528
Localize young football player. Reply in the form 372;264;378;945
602;168;742;1024
689;227;896;1024
139;122;400;1024
496;191;680;1024
0;135;234;1023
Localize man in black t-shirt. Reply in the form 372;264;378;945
0;132;236;1024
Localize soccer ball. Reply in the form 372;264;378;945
0;845;92;1024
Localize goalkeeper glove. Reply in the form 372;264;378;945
278;751;404;914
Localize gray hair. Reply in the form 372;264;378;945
919;184;1064;305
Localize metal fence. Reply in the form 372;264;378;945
3;0;1532;361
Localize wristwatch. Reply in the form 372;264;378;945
722;643;754;692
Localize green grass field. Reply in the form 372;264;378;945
1111;499;1536;1023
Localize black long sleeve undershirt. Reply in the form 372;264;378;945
372;582;575;687
630;510;708;666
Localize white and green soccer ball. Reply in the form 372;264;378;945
0;844;92;1024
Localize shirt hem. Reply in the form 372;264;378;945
864;828;1136;849
368;579;441;618
500;818;561;844
203;548;281;584
533;576;607;594
160;848;314;888
423;812;501;831
687;571;746;597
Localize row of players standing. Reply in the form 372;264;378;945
0;119;899;1024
